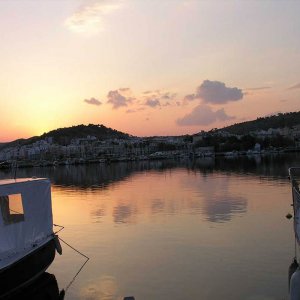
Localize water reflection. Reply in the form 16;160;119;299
151;199;165;214
6;272;64;300
211;153;300;179
200;177;247;223
0;154;298;299
173;171;247;222
0;155;298;226
50;169;247;226
1;153;298;188
113;204;134;224
203;195;247;223
80;276;122;300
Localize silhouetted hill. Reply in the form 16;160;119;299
40;124;131;144
1;124;131;149
218;111;300;135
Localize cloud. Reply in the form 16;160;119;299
184;80;243;104
126;109;135;113
107;90;132;109
287;83;300;90
119;87;130;92
184;94;197;101
161;92;177;100
142;90;177;108
145;98;160;108
176;104;235;126
65;0;122;34
244;86;271;91
100;86;177;110
84;97;102;106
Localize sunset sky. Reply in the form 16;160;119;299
1;0;300;142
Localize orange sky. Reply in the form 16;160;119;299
0;0;300;142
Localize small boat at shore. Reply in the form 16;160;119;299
0;178;62;298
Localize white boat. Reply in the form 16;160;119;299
0;178;62;297
289;168;300;244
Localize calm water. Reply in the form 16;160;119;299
1;154;300;299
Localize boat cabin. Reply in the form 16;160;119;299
0;178;54;269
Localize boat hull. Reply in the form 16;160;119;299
0;238;56;298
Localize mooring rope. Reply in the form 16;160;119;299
53;223;65;234
53;223;90;292
57;236;90;292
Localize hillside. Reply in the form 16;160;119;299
0;138;37;151
219;111;300;135
1;111;300;151
40;124;131;144
1;124;131;149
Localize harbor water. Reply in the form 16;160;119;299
0;153;299;299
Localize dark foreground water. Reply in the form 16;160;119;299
1;153;300;300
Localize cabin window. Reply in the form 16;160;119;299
0;193;25;225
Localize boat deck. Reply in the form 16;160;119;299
0;178;48;187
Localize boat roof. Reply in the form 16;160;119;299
0;178;49;187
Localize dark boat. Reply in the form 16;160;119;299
0;178;62;298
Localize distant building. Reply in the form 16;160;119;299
195;146;215;155
254;143;261;152
46;137;53;144
193;135;203;143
